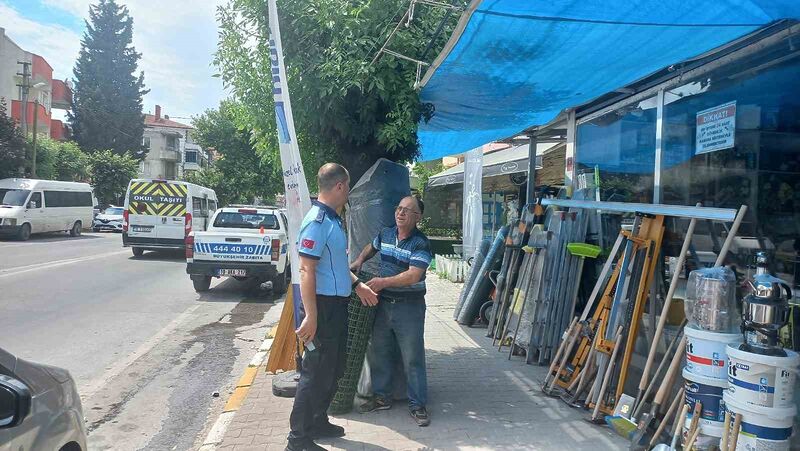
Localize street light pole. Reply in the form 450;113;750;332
16;61;31;138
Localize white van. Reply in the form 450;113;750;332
0;178;95;241
123;179;218;257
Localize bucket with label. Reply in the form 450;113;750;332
682;417;724;450
684;326;741;379
723;393;795;451
726;345;799;409
683;368;727;427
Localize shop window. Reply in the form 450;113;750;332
661;42;800;287
576;97;657;202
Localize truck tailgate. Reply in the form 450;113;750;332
193;232;275;262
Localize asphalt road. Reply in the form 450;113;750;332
0;231;283;450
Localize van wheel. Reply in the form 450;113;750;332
17;223;31;241
272;269;288;295
192;276;212;292
132;247;144;258
70;221;82;237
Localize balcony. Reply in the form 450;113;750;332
10;100;50;134
158;149;179;161
51;80;72;110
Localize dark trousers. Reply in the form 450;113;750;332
367;296;427;410
288;295;348;442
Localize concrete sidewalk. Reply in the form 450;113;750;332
214;274;626;451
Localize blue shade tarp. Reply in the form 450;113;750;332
418;0;800;160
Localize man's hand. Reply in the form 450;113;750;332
295;316;317;343
366;277;389;293
355;282;379;307
349;259;362;274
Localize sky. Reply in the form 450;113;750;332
1;0;228;122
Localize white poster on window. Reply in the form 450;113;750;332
696;101;737;155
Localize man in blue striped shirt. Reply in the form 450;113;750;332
350;195;433;426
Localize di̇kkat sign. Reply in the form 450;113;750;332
696;101;737;155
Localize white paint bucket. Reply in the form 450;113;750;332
683;368;727;427
723;393;795;451
685;326;741;379
726;345;799;409
682;416;724;450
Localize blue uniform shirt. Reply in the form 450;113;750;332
372;226;432;298
297;200;351;297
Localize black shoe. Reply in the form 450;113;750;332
358;397;392;413
310;421;346;439
410;407;430;427
286;438;326;451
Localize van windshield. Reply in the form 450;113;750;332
0;189;31;206
213;212;279;229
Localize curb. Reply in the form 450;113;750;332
198;325;278;450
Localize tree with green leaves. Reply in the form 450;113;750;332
215;0;462;182
31;139;90;182
89;150;139;205
70;0;148;159
0;100;26;179
188;101;283;206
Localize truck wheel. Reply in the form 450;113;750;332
272;269;288;295
132;247;144;258
192;276;212;292
70;221;82;237
17;223;31;241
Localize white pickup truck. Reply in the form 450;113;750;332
186;206;290;293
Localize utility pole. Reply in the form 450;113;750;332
16;61;31;137
31;99;39;177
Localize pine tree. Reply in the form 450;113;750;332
69;0;148;159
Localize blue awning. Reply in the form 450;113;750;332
418;1;800;160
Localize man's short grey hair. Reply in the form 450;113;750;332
317;163;350;192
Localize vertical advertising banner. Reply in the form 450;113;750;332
462;147;483;259
268;0;312;327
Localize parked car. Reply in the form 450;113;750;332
0;347;87;450
92;206;125;232
122;179;218;257
186;206;289;293
0;178;96;241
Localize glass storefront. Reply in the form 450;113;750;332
574;35;800;287
661;41;800;285
576;96;658;202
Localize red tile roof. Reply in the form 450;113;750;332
144;114;193;129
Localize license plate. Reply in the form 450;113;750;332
132;225;154;232
218;269;246;277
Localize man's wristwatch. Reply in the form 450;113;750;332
352;279;361;291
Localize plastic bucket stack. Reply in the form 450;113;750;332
722;345;799;450
682;327;742;448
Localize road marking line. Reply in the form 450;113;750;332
0;250;129;278
80;303;202;401
200;303;284;450
199;411;236;448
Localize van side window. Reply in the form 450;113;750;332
208;200;217;212
29;192;42;209
192;197;208;218
44;191;93;207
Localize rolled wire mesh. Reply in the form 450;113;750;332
329;272;377;414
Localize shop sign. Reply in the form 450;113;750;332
696;101;736;155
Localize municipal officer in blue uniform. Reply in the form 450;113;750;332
350;195;433;427
287;163;378;451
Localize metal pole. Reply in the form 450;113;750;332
17;61;31;138
31;99;39;177
526;138;537;204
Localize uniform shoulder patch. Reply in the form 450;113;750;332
314;207;326;223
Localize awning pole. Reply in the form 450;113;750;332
526;138;537;204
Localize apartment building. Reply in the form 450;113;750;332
141;105;210;180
